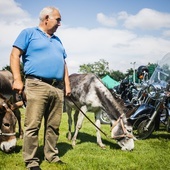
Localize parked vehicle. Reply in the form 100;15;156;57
113;77;138;106
113;66;149;107
130;66;149;106
129;53;170;139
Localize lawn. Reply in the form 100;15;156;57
0;108;170;170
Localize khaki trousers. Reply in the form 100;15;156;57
23;79;63;168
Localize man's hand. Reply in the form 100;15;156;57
12;79;24;94
65;84;71;96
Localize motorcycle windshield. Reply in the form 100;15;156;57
149;53;170;89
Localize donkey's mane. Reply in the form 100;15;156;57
94;84;121;120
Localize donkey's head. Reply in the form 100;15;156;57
111;114;134;151
0;94;18;153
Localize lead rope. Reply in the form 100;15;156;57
68;96;108;138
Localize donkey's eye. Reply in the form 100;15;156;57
127;129;132;133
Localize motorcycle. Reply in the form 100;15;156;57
113;65;149;107
129;53;170;139
112;76;138;106
130;66;149;106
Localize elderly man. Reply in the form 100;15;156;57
10;6;71;170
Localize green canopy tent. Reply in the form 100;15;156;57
102;75;120;89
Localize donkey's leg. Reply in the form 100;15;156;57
95;110;106;149
66;105;73;140
72;105;87;146
73;110;79;132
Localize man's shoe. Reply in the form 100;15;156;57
29;166;41;170
56;160;66;164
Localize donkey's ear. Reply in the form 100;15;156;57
0;93;6;100
0;101;10;114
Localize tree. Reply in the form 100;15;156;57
79;59;110;78
147;63;157;78
78;59;126;81
110;70;125;82
2;65;11;72
125;68;133;76
2;63;25;82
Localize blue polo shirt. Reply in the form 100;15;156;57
13;27;67;80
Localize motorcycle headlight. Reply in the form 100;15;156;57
148;84;162;99
148;85;156;98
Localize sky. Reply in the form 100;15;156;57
1;0;170;74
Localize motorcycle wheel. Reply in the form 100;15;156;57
99;110;111;124
166;115;170;132
160;108;168;125
133;118;155;139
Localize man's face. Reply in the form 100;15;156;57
46;10;61;35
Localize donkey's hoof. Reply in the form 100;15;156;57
72;140;76;147
100;145;106;149
67;133;72;141
98;143;106;149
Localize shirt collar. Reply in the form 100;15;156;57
36;27;56;38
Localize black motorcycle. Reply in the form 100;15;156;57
129;53;170;139
112;76;138;106
130;66;149;106
113;66;149;107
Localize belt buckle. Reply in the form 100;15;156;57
51;79;57;86
39;77;43;81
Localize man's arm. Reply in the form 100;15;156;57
10;47;24;94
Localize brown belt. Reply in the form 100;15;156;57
26;75;63;88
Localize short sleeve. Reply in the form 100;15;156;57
13;29;32;52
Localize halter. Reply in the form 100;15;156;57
0;101;16;137
111;114;134;139
0;129;16;136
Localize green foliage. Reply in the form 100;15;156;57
0;109;170;170
148;63;157;78
2;65;11;72
2;62;25;82
79;59;110;78
110;70;126;82
125;68;134;76
79;59;125;80
78;59;158;82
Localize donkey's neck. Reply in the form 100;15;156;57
95;85;125;120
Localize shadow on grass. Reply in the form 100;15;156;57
67;131;120;150
0;144;22;154
136;129;170;140
29;131;120;165
36;143;73;164
14;145;22;153
149;132;170;139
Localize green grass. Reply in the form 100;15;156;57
0;108;170;170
